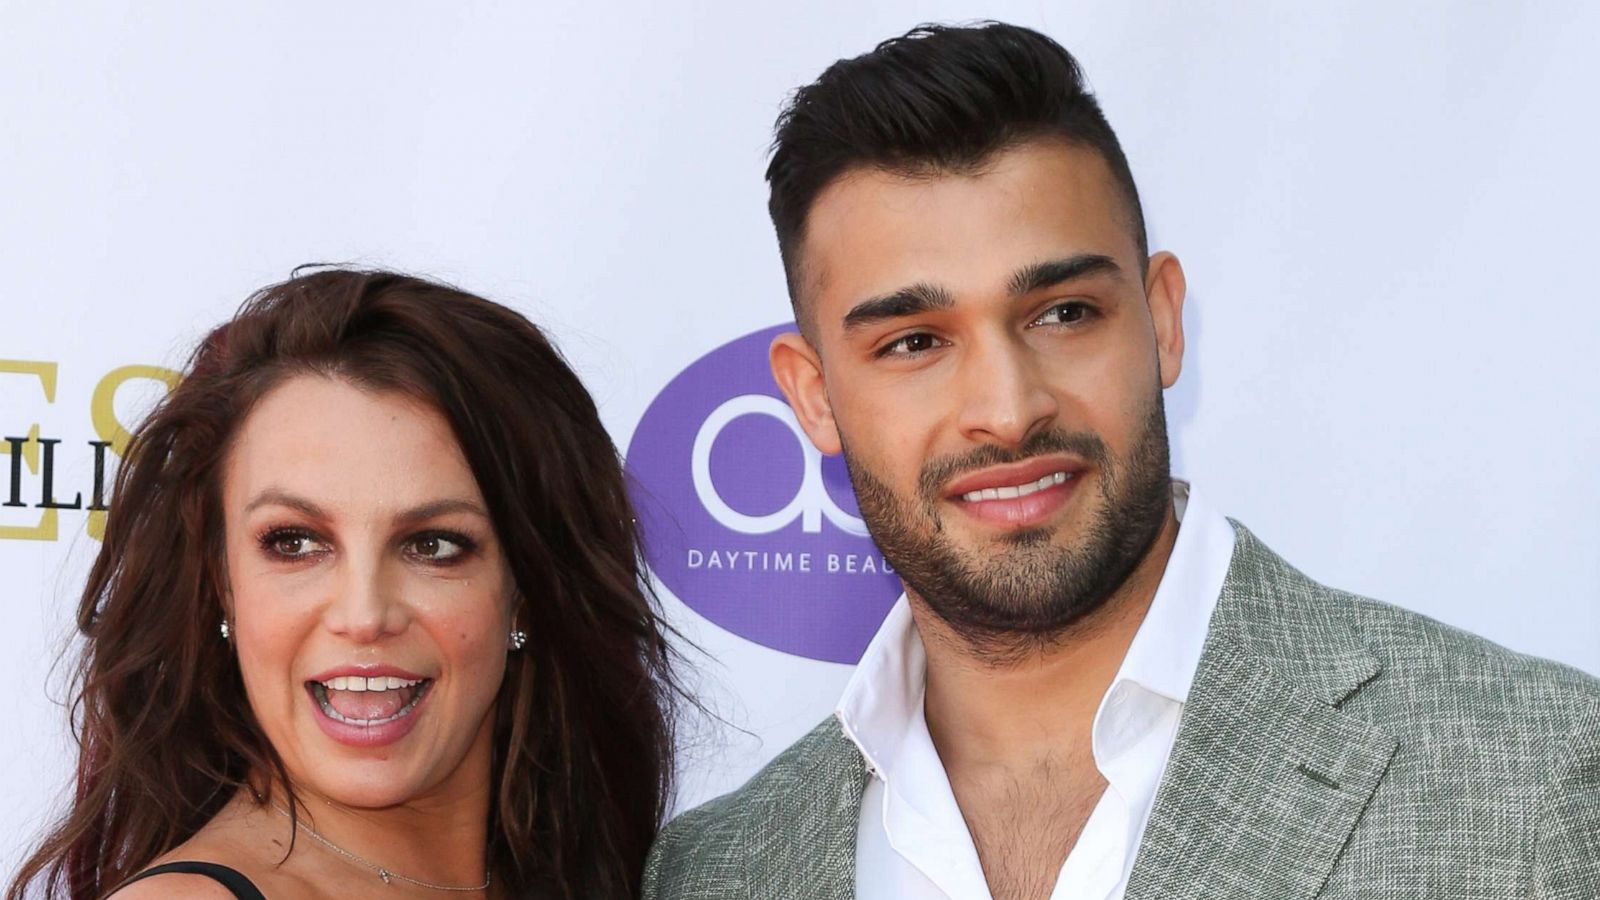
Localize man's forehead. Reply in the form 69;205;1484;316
797;141;1136;320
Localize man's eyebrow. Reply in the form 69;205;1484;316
842;282;955;333
1007;254;1122;297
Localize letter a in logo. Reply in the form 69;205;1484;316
692;394;868;536
627;325;900;663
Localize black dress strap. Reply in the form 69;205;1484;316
120;861;267;900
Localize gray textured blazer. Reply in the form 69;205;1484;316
644;524;1600;899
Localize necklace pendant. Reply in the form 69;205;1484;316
378;869;392;884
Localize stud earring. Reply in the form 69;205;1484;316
508;629;527;651
219;619;231;640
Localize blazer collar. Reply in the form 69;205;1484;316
1207;520;1382;705
1125;522;1398;899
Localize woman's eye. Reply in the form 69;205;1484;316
263;530;327;559
880;332;942;357
409;533;471;563
1034;301;1093;326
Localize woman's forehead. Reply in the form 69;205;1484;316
224;375;483;516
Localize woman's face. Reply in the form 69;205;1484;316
221;374;514;809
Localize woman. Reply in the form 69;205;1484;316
7;269;680;899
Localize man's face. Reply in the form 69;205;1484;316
770;139;1187;649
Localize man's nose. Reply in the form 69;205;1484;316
322;555;409;643
955;334;1058;448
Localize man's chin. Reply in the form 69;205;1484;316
996;524;1057;548
908;570;1116;655
898;519;1154;649
941;509;1091;556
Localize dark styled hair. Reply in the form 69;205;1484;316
9;268;679;900
766;21;1147;325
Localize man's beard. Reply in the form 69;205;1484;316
842;392;1173;659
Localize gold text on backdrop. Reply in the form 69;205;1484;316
0;360;179;541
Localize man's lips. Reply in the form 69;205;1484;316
941;455;1087;501
942;455;1087;529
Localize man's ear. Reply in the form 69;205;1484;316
770;331;842;455
1145;251;1187;389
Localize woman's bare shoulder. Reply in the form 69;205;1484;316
104;800;273;900
107;870;242;900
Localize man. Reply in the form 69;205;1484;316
646;22;1599;900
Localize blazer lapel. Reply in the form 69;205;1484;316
1125;524;1399;900
744;717;867;899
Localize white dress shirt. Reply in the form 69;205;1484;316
838;481;1236;900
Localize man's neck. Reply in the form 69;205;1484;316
914;509;1181;770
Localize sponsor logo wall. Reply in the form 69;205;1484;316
627;325;899;664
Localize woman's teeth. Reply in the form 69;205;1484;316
310;677;431;727
322;675;423;692
961;470;1071;503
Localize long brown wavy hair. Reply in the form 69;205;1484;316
8;268;680;900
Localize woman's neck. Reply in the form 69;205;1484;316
260;715;497;892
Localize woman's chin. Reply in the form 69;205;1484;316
276;704;493;812
293;762;434;811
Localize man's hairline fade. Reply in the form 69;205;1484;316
763;21;1151;345
779;135;1151;344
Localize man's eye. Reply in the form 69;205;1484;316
1034;302;1094;326
262;530;328;559
879;332;943;357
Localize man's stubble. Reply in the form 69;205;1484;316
841;390;1173;660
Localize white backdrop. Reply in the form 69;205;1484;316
4;0;1598;877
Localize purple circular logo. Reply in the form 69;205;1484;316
625;324;901;663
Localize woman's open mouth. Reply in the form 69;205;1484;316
304;673;435;746
308;675;433;727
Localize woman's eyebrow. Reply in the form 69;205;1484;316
393;498;491;524
243;491;488;524
243;488;326;518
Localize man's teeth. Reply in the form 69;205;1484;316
321;675;424;692
961;470;1072;503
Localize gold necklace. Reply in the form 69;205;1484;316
272;803;490;892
